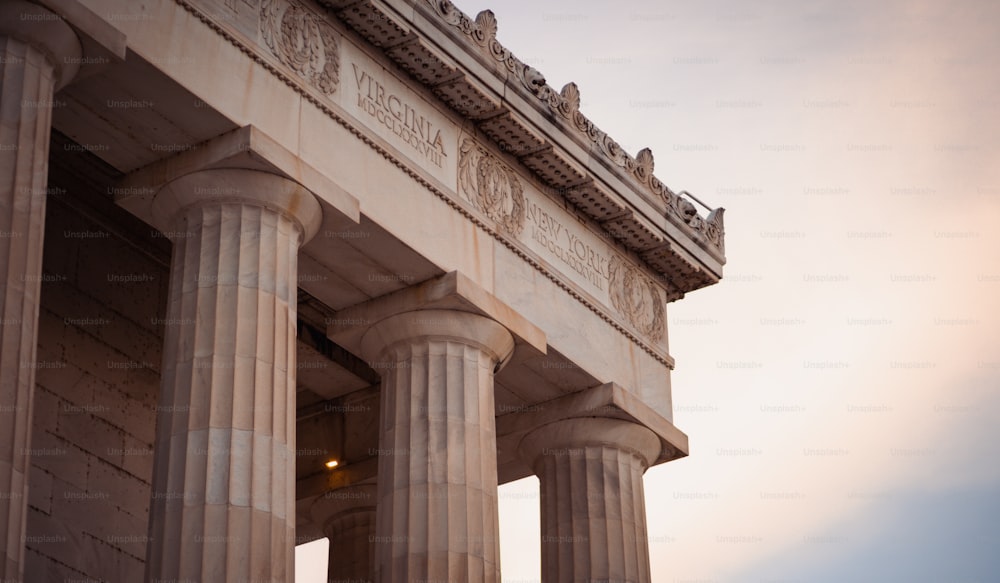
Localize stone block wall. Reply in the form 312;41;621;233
23;191;168;582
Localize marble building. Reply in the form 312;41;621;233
0;0;725;581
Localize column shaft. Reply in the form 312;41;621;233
311;483;377;583
361;310;514;583
327;508;375;583
519;418;661;583
0;3;81;579
145;169;320;582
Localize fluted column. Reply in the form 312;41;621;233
0;3;82;580
360;310;514;583
310;484;377;583
144;168;321;583
518;418;662;583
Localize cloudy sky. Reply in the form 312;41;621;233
299;0;1000;580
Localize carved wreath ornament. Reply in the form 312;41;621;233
458;139;525;236
608;257;665;342
261;0;339;96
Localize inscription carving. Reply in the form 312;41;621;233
261;0;339;96
352;64;447;168
608;257;665;342
458;139;524;235
459;139;665;342
525;197;608;292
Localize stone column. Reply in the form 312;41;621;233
310;484;377;583
518;418;662;583
0;3;82;579
144;168;321;583
360;310;514;583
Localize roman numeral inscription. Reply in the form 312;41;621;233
525;199;610;291
353;64;447;168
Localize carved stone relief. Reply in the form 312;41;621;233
261;0;339;96
608;256;665;342
458;138;525;236
223;0;258;13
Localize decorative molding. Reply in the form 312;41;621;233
171;0;675;369
608;257;665;343
458;138;525;236
422;1;725;256
261;0;339;96
460;135;667;345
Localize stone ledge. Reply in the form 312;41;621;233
293;379;688;518
326;270;547;358
115;124;361;231
496;382;689;483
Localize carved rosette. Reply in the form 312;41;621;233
608;256;665;342
458;139;526;236
261;0;339;95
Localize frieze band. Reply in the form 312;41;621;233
171;0;677;366
460;139;666;343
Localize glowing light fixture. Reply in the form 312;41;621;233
324;460;339;469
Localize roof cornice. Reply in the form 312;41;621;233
320;0;726;295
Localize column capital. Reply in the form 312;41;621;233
151;168;323;244
0;1;82;89
364;307;510;581
328;271;545;360
517;417;662;471
522;417;660;582
359;309;515;370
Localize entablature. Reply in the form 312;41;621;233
322;0;727;295
173;0;724;299
83;0;721;365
